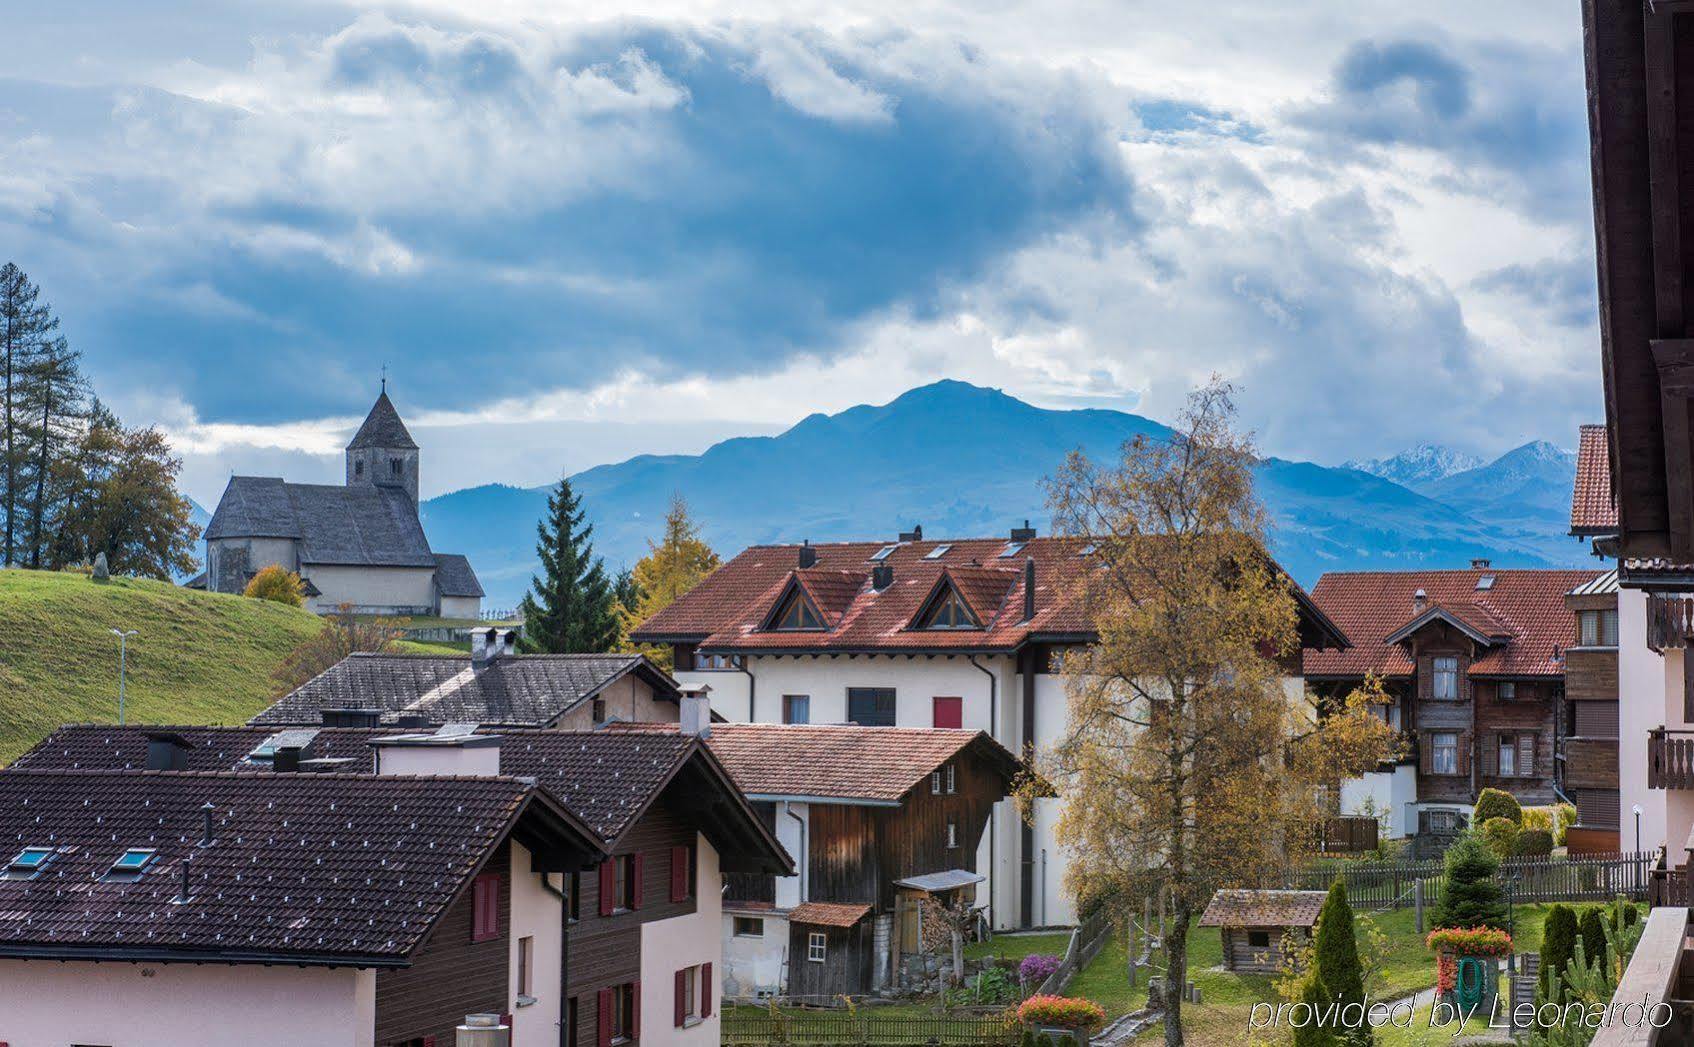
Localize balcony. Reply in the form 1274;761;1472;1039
1592;906;1694;1046
1648;728;1694;788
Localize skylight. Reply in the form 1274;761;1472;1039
6;846;54;878
998;542;1025;558
1476;576;1496;591
107;848;156;878
870;545;897;562
924;544;952;560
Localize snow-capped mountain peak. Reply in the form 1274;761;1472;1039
1343;443;1484;488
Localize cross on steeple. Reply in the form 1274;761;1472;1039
380;364;387;394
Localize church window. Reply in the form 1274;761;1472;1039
390;457;403;476
354;460;364;477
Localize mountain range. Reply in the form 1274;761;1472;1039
413;380;1596;609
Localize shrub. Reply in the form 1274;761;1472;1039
949;966;1019;1006
1521;806;1553;834
1479;817;1519;859
244;564;305;606
1579;907;1606;967
1018;954;1062;986
1432;834;1508;931
1292;972;1337;1047
1473;788;1523;826
1312;880;1368;1046
1514;828;1554;857
1016;996;1106;1031
1539;905;1576;994
1553;803;1578;845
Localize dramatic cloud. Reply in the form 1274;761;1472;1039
0;1;1604;500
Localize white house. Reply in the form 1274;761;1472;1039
631;525;1346;930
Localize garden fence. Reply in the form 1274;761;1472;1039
1034;906;1114;996
1288;851;1655;909
721;1012;1019;1046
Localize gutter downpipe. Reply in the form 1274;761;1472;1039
783;802;808;901
539;871;570;1047
737;656;758;722
969;652;999;933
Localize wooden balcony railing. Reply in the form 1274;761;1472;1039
1648;728;1694;788
1649;593;1694;652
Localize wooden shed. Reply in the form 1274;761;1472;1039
1198;890;1328;973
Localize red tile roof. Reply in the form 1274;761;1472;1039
788;902;872;927
1303;568;1602;679
608;723;1021;804
633;535;1343;653
1199;889;1328;929
1571;424;1617;535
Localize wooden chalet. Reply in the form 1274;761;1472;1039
1198;890;1327;974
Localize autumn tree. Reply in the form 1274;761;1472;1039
621;494;720;666
244;564;305;606
272;604;401;694
1034;379;1395;1046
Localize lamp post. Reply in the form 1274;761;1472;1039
1633;804;1643;854
110;629;137;725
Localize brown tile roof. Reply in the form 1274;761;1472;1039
1571;424;1617;535
253;653;678;727
606;723;1021;804
1199;889;1328;929
788;901;872;928
0;770;554;963
633;535;1343;653
1303;568;1602;678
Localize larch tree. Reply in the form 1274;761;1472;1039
520;476;619;653
22;333;90;566
622;494;720;666
1033;379;1396;1047
0;261;59;566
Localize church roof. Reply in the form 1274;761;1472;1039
433;553;484;597
205;477;435;567
347;392;418;451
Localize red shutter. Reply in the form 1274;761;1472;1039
670;845;689;902
675;969;688;1026
423;1039;436;1047
631;981;642;1039
933;696;963;729
471;874;500;942
702;963;714;1019
597;987;613;1047
598;860;615;916
631;853;644;910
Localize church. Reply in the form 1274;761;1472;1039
197;390;483;618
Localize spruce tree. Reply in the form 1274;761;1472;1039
0;262;58;566
519;477;618;653
21;333;89;566
1538;905;1575;994
1432;834;1508;931
1312;880;1369;1044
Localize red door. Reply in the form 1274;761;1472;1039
932;696;963;729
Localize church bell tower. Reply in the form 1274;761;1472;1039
345;385;420;504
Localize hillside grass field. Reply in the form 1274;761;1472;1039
0;568;383;764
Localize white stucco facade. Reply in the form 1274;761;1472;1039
508;842;566;1047
304;563;439;615
1616;586;1694;860
722;910;790;998
0;960;376;1047
1339;762;1419;838
640;834;723;1044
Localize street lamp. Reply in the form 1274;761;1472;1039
110;629;137;725
1633;803;1643;854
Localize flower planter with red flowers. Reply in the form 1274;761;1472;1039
1016;995;1107;1044
1426;927;1511;1015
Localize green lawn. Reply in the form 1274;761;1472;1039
0;569;431;764
965;931;1072;965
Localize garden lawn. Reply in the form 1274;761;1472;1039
965;931;1072;965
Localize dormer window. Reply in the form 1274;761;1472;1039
6;846;55;879
917;585;979;630
771;588;825;631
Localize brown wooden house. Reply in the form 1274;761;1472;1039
1563;569;1622;853
1199;890;1328;974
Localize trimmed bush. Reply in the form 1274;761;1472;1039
1553;803;1578;845
1016;996;1106;1032
244;564;305;607
1433;834;1508;931
1479;817;1519;859
1473;788;1523;826
1514;828;1554;857
1579;907;1606;967
1539;905;1576;994
1292;972;1337;1047
1313;880;1368;1046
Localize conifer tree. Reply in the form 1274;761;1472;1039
1578;908;1605;970
1293;972;1337;1047
621;494;720;666
1432;834;1508;931
519;477;618;653
1312;880;1370;1044
0;262;58;566
1538;905;1576;994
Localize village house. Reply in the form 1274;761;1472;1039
196;388;483;618
1305;563;1604;846
630;526;1348;931
254;628;683;730
3;717;792;1047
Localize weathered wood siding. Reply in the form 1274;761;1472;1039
1565;648;1619;701
1566;738;1621;790
376;842;511;1045
1219;926;1306;974
786;921;874;1000
1411;626;1476;803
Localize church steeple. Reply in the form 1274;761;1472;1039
346;389;420;503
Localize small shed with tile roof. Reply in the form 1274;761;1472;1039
1199;889;1329;973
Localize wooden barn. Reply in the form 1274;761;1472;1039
1199;890;1328;974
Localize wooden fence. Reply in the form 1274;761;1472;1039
1290;851;1656;909
1035;906;1114;996
721;1012;1018;1045
1319;816;1380;854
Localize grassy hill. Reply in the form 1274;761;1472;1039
0;569;337;764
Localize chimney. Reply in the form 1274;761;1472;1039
899;525;923;542
322;708;381;729
471;627;498;670
373;726;501;777
395;714;430;729
1471;558;1492;570
144;732;190;772
872;564;894;591
175;853;192;905
1010;520;1037;542
798;540;817;569
200;802;216;847
679;683;713;738
1022;559;1037;623
273;745;302;773
497;628;517;657
456;1014;511;1047
1413;589;1427;614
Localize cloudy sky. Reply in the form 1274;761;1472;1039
0;0;1597;503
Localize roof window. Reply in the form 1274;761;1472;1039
1476;575;1495;591
106;848;156;879
924;545;952;560
870;545;897;562
6;846;55;879
998;542;1025;558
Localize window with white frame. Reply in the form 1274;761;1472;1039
946;820;958;848
1498;735;1516;777
1432;657;1459;700
1498;681;1516;701
1578;609;1619;647
808;932;827;963
1431;732;1458;775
